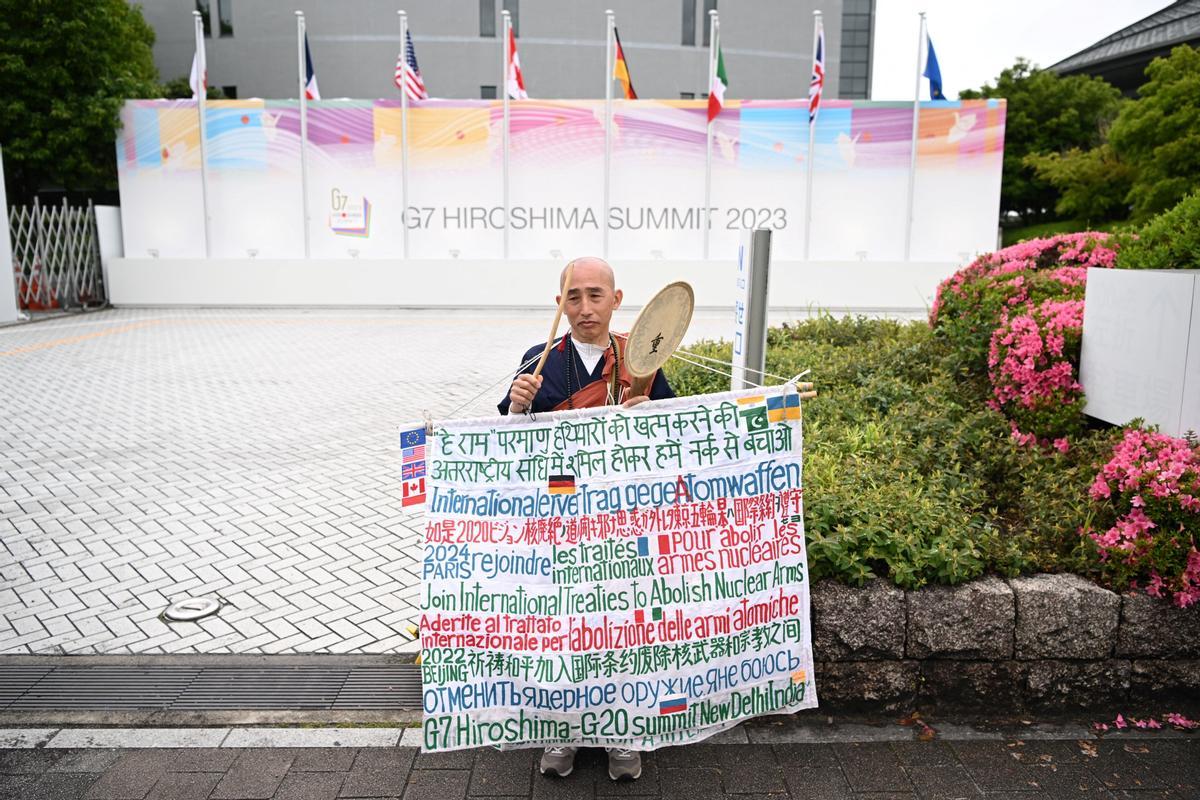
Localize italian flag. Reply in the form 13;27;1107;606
707;45;727;123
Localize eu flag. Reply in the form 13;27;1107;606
923;35;946;100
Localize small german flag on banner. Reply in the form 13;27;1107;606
548;474;576;494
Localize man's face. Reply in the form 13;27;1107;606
558;259;622;343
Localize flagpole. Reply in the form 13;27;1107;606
193;11;213;259
296;10;311;259
603;10;615;259
398;10;410;260
803;10;821;262
903;11;926;262
703;10;718;260
501;10;511;260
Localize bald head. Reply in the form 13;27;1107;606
557;256;623;345
561;257;615;291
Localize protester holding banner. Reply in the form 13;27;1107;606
499;256;674;780
501;257;674;417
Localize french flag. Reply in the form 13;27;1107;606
303;33;320;100
636;535;673;557
659;694;687;715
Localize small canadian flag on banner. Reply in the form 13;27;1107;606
402;477;426;507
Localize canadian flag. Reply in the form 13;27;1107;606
506;27;528;99
402;477;426;507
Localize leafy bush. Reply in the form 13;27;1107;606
1087;430;1200;608
665;317;1087;588
1117;191;1200;270
987;298;1086;445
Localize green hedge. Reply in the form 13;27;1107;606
664;316;1119;589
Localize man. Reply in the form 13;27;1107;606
499;257;674;781
500;257;673;416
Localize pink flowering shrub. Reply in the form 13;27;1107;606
987;298;1086;443
930;232;1119;443
1087;429;1200;608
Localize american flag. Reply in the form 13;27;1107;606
395;30;428;100
402;444;426;462
808;21;825;125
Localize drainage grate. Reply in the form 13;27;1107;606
0;663;424;711
7;667;201;710
334;667;422;709
0;666;53;710
171;667;349;710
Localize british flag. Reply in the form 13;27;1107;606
402;461;426;480
808;22;825;125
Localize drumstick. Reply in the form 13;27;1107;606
532;261;574;380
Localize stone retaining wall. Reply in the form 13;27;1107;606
811;573;1200;710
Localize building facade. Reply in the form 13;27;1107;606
139;0;874;102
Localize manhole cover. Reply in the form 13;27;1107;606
163;597;221;622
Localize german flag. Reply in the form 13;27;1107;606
548;474;576;494
613;27;637;100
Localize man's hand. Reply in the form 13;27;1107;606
509;374;543;414
622;395;650;408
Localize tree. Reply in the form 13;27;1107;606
1023;145;1133;224
960;59;1123;222
1107;45;1200;219
0;0;161;202
160;77;225;101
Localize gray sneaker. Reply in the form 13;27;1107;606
607;748;642;781
539;745;578;777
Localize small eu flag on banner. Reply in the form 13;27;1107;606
400;427;426;449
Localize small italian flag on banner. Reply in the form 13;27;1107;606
707;45;727;123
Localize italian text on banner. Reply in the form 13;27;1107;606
418;384;816;752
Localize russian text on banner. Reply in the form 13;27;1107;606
417;384;816;751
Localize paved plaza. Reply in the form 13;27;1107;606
2;726;1197;800
0;306;755;656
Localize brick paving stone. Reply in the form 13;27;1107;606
889;742;961;768
659;766;722;800
470;748;536;796
0;748;64;773
1024;765;1116;797
339;749;415;798
952;743;1042;794
413;749;477;770
275;771;349;800
145;772;223;800
401;769;471;800
47;750;123;774
779;765;852;800
292;749;359;772
833;743;914;794
211;749;295;799
20;771;99;800
83;751;170;799
902;764;985;799
716;746;782;795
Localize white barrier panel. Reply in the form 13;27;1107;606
0;146;18;325
116;98;1005;263
107;257;955;311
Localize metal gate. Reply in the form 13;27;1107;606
9;198;106;311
